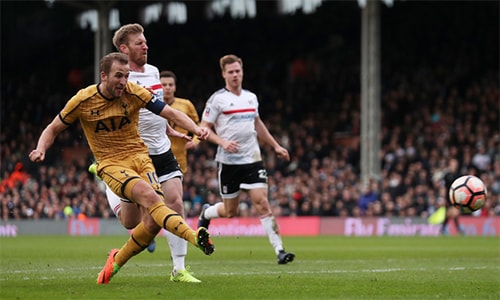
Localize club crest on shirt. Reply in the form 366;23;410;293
121;102;128;115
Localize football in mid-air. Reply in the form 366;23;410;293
449;175;487;213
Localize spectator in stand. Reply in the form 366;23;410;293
0;162;29;193
359;179;380;215
472;142;492;175
440;158;464;235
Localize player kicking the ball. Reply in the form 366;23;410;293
29;52;214;285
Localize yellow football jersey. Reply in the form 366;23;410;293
59;81;153;163
168;97;200;173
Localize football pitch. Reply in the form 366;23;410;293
1;235;499;299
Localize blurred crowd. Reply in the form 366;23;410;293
1;2;499;221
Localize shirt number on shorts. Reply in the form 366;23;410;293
146;171;160;187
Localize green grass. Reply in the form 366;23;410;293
1;235;499;299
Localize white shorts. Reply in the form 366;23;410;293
105;185;131;216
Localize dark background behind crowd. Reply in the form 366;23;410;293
1;1;499;221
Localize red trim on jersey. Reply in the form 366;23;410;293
223;108;256;115
150;84;162;90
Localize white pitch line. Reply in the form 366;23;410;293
1;265;497;281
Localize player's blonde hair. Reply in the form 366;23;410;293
219;54;243;71
112;23;144;50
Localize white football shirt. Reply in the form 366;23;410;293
202;88;262;164
129;64;171;155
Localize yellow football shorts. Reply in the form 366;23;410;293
97;153;163;202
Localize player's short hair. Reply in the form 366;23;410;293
112;23;144;50
219;54;243;71
100;52;128;74
160;70;177;83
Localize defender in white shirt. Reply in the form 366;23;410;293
199;54;295;264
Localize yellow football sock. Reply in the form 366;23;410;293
114;222;156;267
148;202;196;245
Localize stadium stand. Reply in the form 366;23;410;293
1;2;498;220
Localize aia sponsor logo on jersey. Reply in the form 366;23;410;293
95;117;132;133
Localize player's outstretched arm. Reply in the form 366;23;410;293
166;122;192;141
160;105;209;140
185;100;201;147
200;120;239;153
29;116;68;162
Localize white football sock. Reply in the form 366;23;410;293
165;230;187;272
204;202;223;219
260;215;284;255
